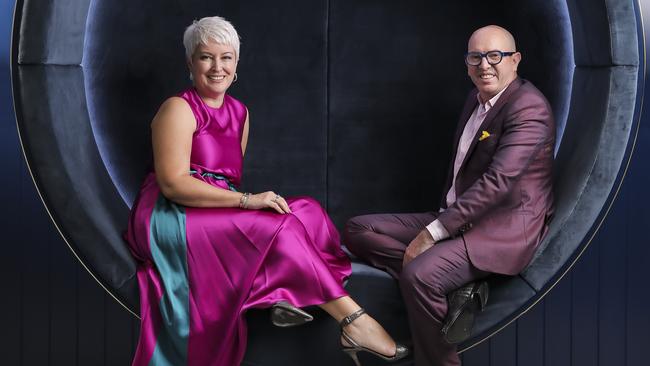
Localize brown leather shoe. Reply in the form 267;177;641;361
441;281;489;344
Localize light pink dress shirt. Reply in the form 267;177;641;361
426;87;508;241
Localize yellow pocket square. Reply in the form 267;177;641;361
479;131;491;141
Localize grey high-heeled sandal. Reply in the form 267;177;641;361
340;308;409;366
270;301;313;327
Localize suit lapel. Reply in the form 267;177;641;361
458;78;523;171
452;90;480;154
441;90;479;203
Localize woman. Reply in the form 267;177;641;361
124;16;407;366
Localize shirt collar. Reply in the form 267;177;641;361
476;84;508;112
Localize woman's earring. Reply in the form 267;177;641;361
189;72;194;81
233;73;238;83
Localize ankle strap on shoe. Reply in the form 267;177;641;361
340;308;366;328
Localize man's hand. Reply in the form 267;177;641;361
403;229;436;267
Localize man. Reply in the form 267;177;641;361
344;25;555;365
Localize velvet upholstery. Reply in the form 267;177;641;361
567;0;639;66
13;64;138;311
523;66;639;291
17;0;90;64
11;0;642;363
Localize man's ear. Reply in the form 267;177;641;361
512;52;522;71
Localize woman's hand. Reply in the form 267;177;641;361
245;191;292;214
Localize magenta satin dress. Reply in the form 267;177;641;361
124;88;351;366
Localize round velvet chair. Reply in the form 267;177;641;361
11;0;642;364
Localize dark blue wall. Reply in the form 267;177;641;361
2;1;649;365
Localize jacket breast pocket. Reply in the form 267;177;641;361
476;133;498;152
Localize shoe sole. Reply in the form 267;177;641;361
270;303;314;327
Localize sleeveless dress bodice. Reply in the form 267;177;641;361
180;89;246;186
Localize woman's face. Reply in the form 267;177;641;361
189;40;237;104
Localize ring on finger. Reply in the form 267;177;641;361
274;194;281;202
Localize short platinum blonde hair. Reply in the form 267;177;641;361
183;16;240;61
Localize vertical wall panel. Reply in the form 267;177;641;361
625;142;650;366
462;340;491;365
76;265;106;366
489;323;517;366
234;0;329;202
516;301;544;366
49;231;78;365
597;188;628;366
0;1;21;363
20;169;51;365
0;200;21;366
545;276;572;366
625;6;650;361
105;296;138;366
571;245;599;366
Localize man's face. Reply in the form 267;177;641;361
467;28;521;102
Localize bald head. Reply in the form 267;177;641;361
466;25;521;101
468;25;517;51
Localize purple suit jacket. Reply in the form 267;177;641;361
436;78;555;275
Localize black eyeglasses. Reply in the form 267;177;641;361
465;50;516;66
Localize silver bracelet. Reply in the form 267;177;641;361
239;192;251;209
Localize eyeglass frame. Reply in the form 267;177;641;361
464;50;517;66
